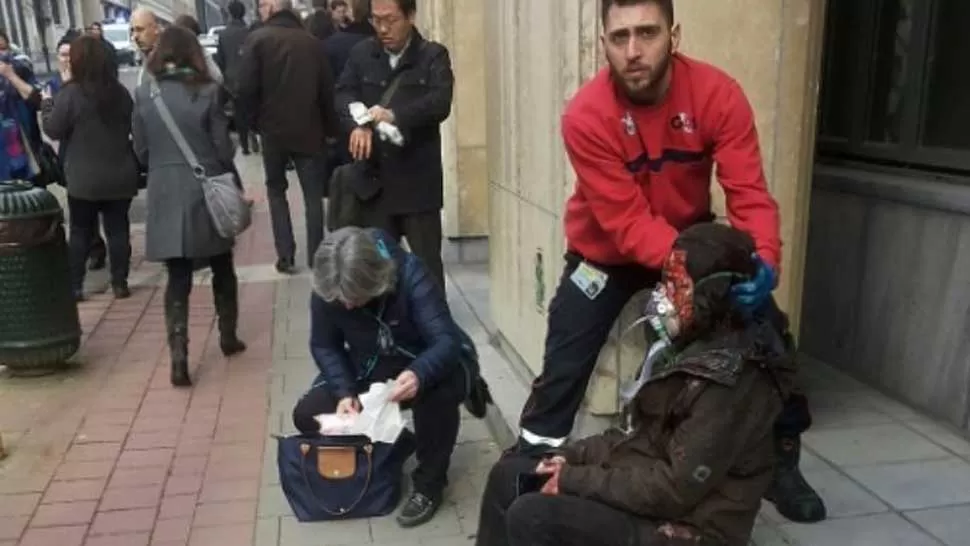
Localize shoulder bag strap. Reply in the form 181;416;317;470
149;80;206;178
378;71;405;107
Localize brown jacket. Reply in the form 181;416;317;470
558;322;795;546
237;9;339;155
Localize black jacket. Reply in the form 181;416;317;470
334;30;454;215
237;10;339;154
322;21;375;82
215;18;250;91
309;230;463;399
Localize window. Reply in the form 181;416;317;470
817;0;970;173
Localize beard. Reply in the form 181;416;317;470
609;42;673;105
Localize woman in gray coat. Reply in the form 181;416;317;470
41;35;138;301
132;26;246;387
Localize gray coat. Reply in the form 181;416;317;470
132;78;236;261
40;83;139;201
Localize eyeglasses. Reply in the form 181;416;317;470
369;15;404;29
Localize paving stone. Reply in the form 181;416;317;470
804;423;951;467
760;467;889;523
255;516;281;546
779;512;940;546
258;486;293;518
279;515;371;546
370;505;462;543
906;504;970;546
846;457;970;511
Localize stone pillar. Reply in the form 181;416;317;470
415;0;488;239
484;0;827;418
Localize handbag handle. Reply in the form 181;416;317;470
148;80;207;180
299;443;374;516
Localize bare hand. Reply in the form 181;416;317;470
349;127;373;161
388;370;419;402
535;455;566;474
540;464;563;496
368;105;395;125
336;397;360;415
0;62;13;79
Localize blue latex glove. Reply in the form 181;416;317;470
730;254;777;318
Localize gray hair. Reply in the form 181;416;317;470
312;227;398;306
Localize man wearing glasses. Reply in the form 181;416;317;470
333;0;455;291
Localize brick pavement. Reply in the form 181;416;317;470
0;154;497;546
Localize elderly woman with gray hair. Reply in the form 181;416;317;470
292;226;464;529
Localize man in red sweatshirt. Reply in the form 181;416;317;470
510;0;826;525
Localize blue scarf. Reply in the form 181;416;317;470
0;54;39;181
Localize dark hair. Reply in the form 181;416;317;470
305;10;335;40
174;14;202;35
68;36;128;121
147;26;213;86
331;0;348;8
57;29;81;49
227;0;246;19
385;0;416;17
90;22;102;30
601;0;674;27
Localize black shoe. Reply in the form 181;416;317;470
275;258;296;275
220;335;247;357
170;349;191;387
112;283;131;299
396;491;441;528
764;437;827;523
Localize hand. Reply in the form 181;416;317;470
535;455;566;474
730;254;777;319
368;105;395;125
349;127;373;161
388;370;419;402
539;462;564;496
0;62;13;79
336;397;360;415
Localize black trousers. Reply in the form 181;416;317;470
164;253;237;309
519;253;812;443
360;207;445;291
68;197;131;290
261;139;327;267
476;456;655;546
292;380;460;496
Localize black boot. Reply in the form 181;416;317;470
212;267;247;357
764;436;826;523
165;293;191;387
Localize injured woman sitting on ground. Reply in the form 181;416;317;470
474;223;797;546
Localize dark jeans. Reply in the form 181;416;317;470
519;253;812;444
164;253;237;312
68;197;131;290
262;139;327;267
360;208;445;291
292;381;461;496
476;456;650;546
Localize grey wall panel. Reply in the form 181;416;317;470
801;168;970;430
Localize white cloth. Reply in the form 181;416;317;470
313;381;406;444
348;101;405;146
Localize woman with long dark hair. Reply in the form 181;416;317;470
132;26;246;387
41;35;138;301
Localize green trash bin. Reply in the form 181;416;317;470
0;180;81;374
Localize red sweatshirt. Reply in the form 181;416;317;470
562;53;782;272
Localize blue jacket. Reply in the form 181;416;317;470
308;230;462;400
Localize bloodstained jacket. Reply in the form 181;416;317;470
557;317;795;546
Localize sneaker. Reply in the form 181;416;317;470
396;491;441;528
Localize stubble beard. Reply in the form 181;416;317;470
610;43;673;106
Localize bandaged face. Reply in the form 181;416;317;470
645;250;695;342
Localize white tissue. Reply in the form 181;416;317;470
347;102;406;147
313;381;406;444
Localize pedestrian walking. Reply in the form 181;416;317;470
47;30;109;273
216;0;261;155
132;26;247;387
40;36;139;302
237;0;340;273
